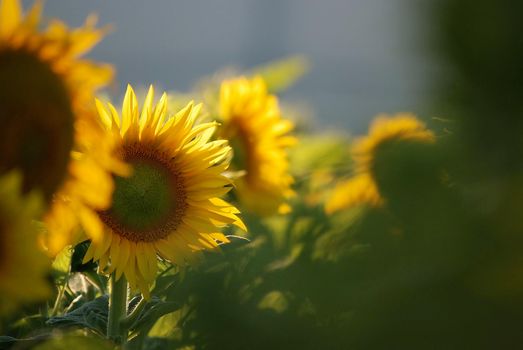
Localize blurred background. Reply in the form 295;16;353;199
8;1;523;349
36;0;440;132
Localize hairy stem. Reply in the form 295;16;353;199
107;273;128;344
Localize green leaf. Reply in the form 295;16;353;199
71;241;98;273
258;291;289;314
52;245;73;275
250;55;311;93
148;310;183;338
0;334;51;348
289;134;349;177
0;335;19;347
46;296;108;336
33;333;113;350
129;299;181;335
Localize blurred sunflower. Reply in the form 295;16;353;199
326;113;435;214
0;0;125;255
219;76;296;215
0;172;50;314
87;85;245;297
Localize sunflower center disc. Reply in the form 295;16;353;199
113;162;172;230
0;50;74;202
99;148;186;242
225;123;251;175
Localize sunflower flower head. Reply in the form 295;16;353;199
0;171;51;314
0;0;124;256
326;113;435;214
219;76;296;215
88;85;245;297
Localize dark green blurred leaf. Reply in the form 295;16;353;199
33;333;113;350
46;296;108;336
129;298;181;336
71;241;97;273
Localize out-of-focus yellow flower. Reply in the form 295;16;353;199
325;173;382;214
88;85;245;297
219;76;296;215
0;0;125;255
352;113;436;174
326;113;435;214
0;172;50;313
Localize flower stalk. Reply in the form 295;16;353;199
107;273;128;344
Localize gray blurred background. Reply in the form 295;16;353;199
38;0;440;132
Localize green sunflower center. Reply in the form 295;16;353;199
230;134;249;171
112;162;173;231
225;123;252;177
0;49;74;202
99;145;187;242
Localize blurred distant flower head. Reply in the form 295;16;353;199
0;171;50;314
326;113;435;214
88;85;245;297
325;173;382;214
353;113;435;174
219;76;297;216
0;0;122;256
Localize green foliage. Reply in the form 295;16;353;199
128;299;181;338
289;134;349;177
250;55;311;93
46;296;109;336
51;246;73;276
33;333;114;350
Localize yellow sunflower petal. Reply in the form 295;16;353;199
0;0;21;37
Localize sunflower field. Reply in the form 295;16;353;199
1;0;523;349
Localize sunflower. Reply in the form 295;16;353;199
218;76;296;215
0;172;51;314
325;113;435;214
0;0;124;255
85;85;245;297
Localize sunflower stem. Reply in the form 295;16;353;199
107;273;128;344
50;270;69;316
